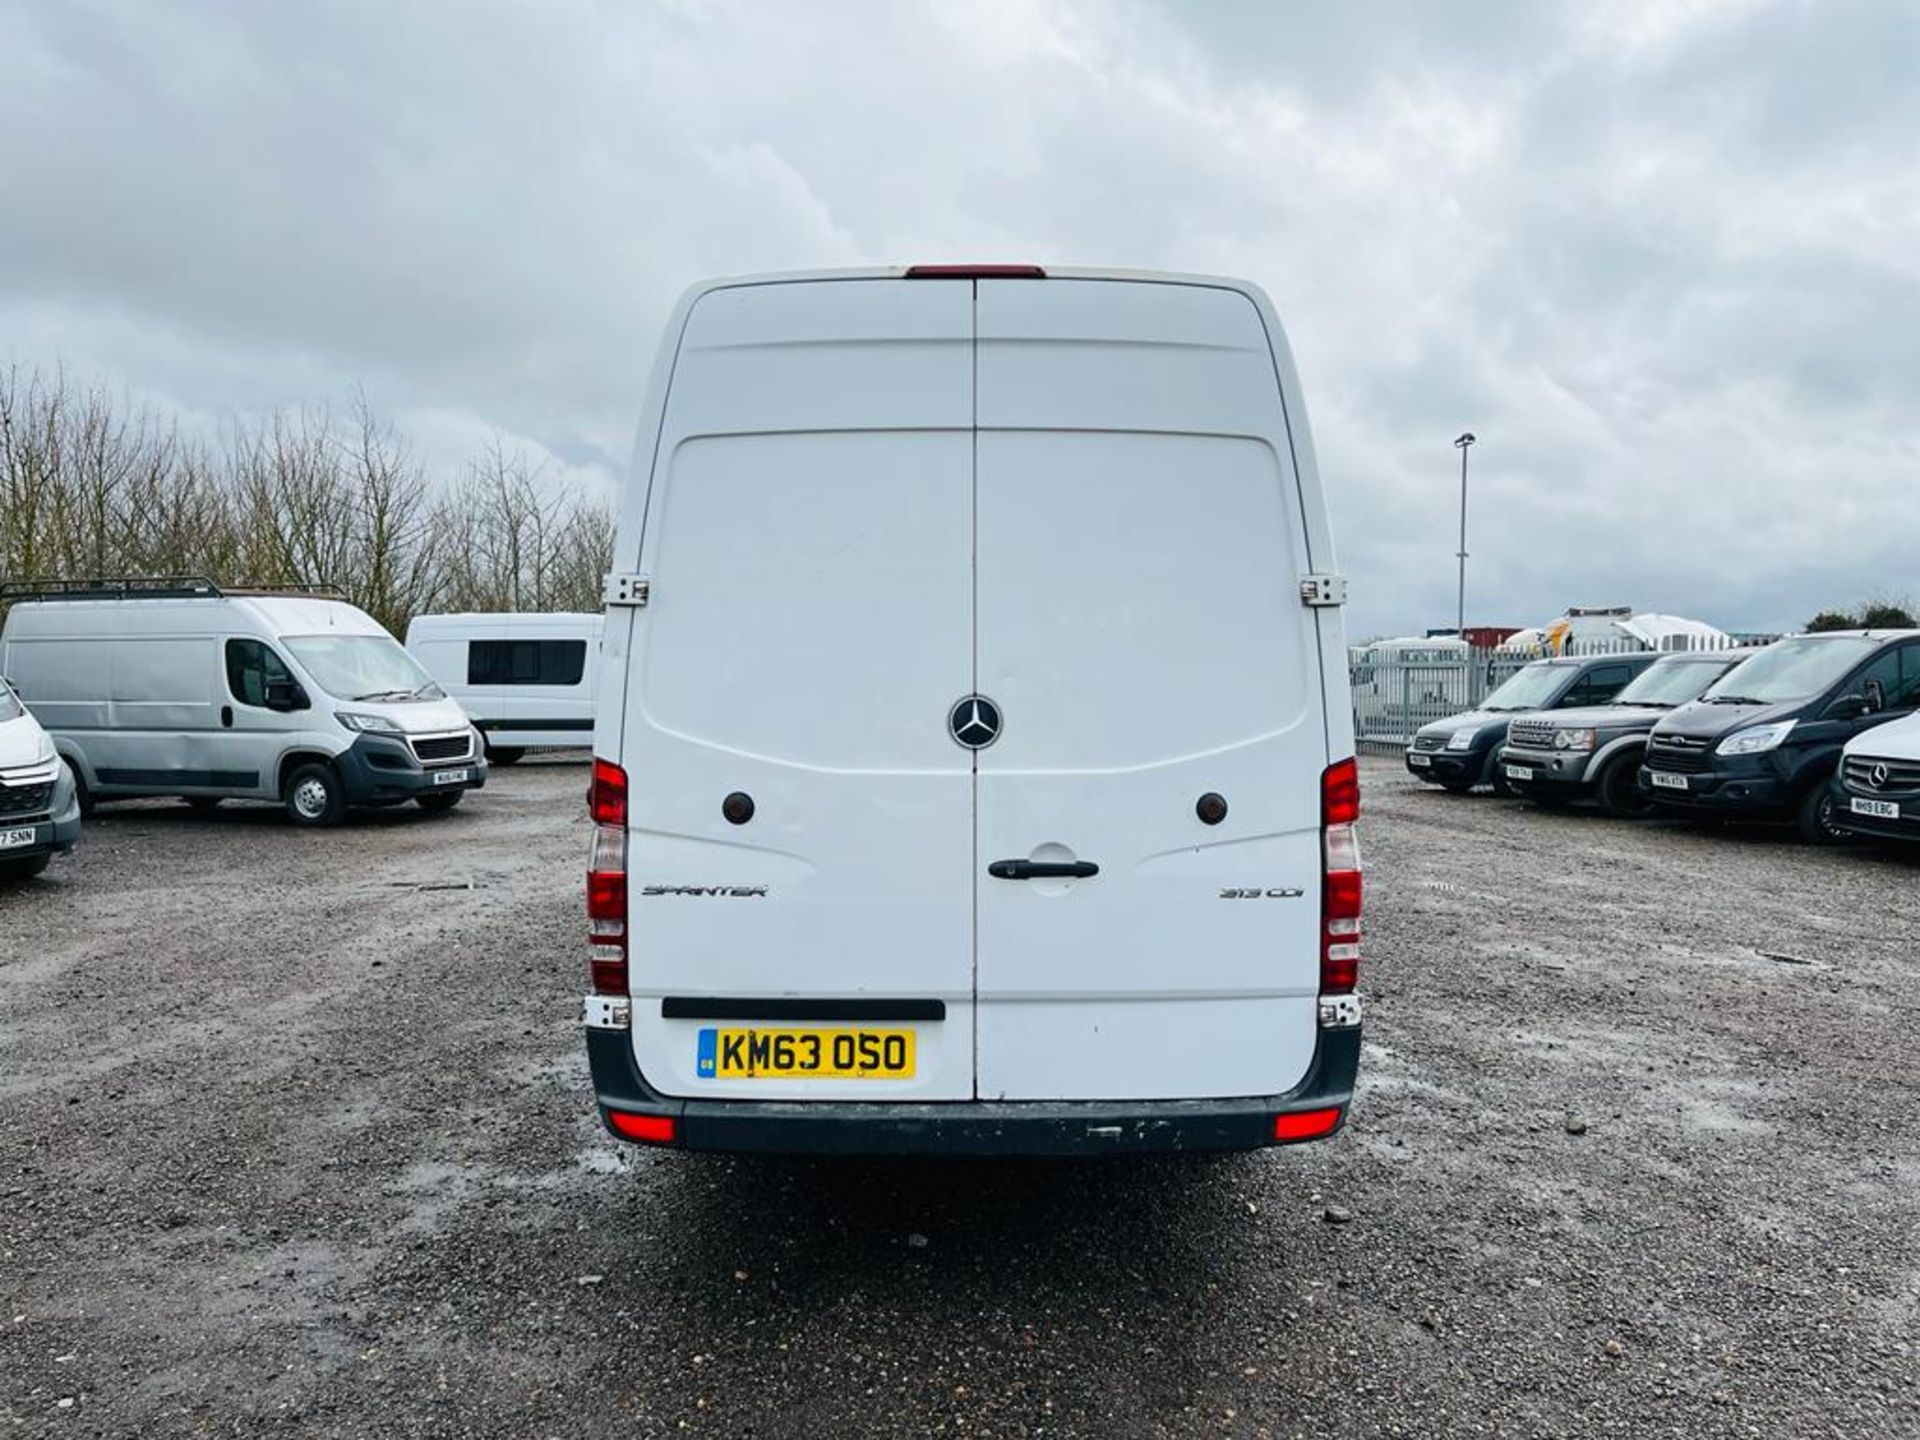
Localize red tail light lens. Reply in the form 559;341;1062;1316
606;1110;676;1144
1321;759;1362;997
590;757;627;826
587;761;629;996
1273;1106;1344;1142
1322;756;1360;826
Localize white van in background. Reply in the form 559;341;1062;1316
405;612;601;762
0;578;487;826
583;265;1361;1156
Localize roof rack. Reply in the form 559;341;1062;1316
0;575;343;603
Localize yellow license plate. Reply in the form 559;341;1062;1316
696;1026;915;1080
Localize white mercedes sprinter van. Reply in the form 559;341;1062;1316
583;267;1361;1154
0;578;486;826
405;611;602;762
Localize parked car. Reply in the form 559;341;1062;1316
0;675;81;880
0;577;488;827
1640;630;1920;842
1496;649;1759;815
405;611;602;763
1828;708;1920;844
1405;653;1658;794
584;265;1361;1155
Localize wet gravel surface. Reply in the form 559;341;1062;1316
3;755;1918;1438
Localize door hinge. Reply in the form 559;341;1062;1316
1300;574;1348;607
604;572;651;607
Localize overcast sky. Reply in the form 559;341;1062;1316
3;0;1915;636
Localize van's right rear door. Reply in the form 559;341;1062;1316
620;280;978;1101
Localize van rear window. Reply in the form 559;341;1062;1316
468;639;587;687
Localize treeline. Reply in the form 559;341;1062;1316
0;366;613;636
1806;599;1916;632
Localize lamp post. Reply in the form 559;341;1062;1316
1453;431;1476;637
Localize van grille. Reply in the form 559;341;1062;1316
1508;718;1557;748
1410;734;1446;753
0;781;53;818
1843;755;1920;796
1645;734;1714;774
411;734;474;764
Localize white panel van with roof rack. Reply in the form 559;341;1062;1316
404;612;602;762
0;578;487;826
580;265;1362;1156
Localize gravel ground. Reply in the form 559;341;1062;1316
2;755;1917;1438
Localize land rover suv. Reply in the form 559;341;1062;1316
1496;649;1756;815
1405;654;1656;794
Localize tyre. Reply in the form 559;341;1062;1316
416;791;464;813
0;852;52;882
1597;755;1652;818
185;796;224;813
283;761;347;828
74;772;95;818
486;746;525;766
1794;781;1850;846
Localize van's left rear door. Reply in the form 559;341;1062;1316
621;280;978;1100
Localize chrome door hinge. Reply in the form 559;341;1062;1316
605;572;651;607
1300;574;1349;607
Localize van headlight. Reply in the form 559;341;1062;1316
336;711;404;736
1717;720;1794;756
1445;727;1480;751
1553;728;1596;751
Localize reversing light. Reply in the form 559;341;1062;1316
607;1110;676;1144
1273;1107;1344;1142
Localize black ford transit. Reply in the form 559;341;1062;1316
1639;630;1920;842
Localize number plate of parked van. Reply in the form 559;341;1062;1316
1648;772;1688;791
1852;797;1900;820
431;769;469;786
0;827;35;850
696;1026;915;1080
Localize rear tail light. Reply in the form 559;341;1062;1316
1321;759;1362;1000
587;757;629;996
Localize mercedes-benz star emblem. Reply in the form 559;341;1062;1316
949;694;1002;750
1869;762;1890;789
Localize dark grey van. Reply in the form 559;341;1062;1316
1640;630;1920;842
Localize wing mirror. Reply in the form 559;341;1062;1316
264;679;308;713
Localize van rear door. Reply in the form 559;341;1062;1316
971;279;1328;1101
621;281;978;1100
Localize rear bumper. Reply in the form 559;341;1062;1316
585;1022;1362;1156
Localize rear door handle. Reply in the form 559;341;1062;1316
988;859;1099;880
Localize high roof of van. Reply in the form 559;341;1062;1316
2;592;388;641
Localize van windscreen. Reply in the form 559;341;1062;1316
284;634;444;702
1700;636;1877;704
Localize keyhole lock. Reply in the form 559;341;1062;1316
1196;792;1228;826
722;791;755;825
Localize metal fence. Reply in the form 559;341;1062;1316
1350;635;1757;749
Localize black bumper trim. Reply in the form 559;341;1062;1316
477;718;595;733
586;1024;1360;1156
660;997;947;1022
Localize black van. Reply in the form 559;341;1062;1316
1405;654;1657;794
1639;631;1920;841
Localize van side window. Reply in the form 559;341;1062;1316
1860;644;1920;711
467;639;587;687
225;639;295;708
1564;664;1633;706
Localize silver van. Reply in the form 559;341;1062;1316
0;577;487;826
